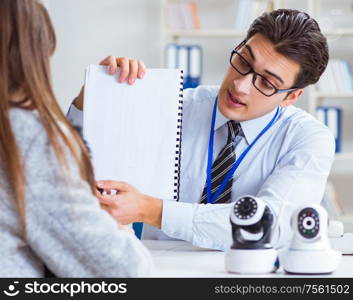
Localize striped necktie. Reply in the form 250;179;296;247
200;120;241;204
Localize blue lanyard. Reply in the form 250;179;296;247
206;97;280;204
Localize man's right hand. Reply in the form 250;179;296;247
73;56;146;111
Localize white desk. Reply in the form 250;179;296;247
143;240;353;278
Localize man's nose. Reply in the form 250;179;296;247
234;73;252;95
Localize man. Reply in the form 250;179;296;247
67;9;335;251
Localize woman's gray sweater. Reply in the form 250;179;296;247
0;108;153;277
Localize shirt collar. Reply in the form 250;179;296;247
215;105;280;145
214;106;229;130
240;107;279;145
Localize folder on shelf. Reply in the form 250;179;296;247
343;61;353;90
165;44;202;89
189;46;202;88
316;106;342;153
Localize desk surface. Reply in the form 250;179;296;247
143;240;353;278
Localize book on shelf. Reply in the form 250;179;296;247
317;59;353;94
166;0;201;31
316;106;342;153
165;43;202;89
235;0;271;31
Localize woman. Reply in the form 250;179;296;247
0;0;152;277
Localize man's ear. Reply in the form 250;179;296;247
280;89;303;108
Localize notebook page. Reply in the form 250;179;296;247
83;65;182;200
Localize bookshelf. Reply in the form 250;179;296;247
160;0;353;226
305;0;353;232
166;29;246;40
160;0;277;65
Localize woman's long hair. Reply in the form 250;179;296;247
0;0;95;236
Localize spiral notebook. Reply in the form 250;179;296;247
83;65;183;201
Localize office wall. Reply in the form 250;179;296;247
47;0;161;112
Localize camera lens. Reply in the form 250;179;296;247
298;208;320;238
303;217;315;230
234;197;257;219
239;202;252;214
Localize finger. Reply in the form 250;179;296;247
99;56;110;65
96;180;131;192
94;188;102;198
101;189;118;196
137;60;146;78
99;56;118;74
96;180;117;189
96;187;110;196
98;194;119;206
128;59;138;85
116;57;130;83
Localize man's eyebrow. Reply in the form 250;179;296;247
245;43;285;85
244;44;255;61
264;70;284;85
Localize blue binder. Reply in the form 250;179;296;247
316;106;342;153
133;222;143;239
165;44;202;89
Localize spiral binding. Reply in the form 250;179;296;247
173;70;184;201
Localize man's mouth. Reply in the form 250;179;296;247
226;90;247;108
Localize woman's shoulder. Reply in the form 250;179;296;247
9;108;45;148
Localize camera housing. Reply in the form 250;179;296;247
281;203;341;274
225;195;278;274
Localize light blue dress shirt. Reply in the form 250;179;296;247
67;85;335;251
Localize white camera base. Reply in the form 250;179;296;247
281;249;341;274
225;248;278;274
330;233;353;255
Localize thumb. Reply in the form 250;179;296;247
96;180;131;192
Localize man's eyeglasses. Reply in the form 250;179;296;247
229;40;298;97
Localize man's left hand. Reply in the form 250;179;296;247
96;180;163;228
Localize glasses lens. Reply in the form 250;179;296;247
231;52;251;74
230;50;278;97
254;75;276;96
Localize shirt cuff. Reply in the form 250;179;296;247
161;200;193;242
66;100;83;128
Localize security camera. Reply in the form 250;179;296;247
281;204;341;274
230;196;268;226
225;195;278;274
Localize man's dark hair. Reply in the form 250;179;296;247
246;9;329;89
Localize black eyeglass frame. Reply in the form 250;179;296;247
229;40;299;97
